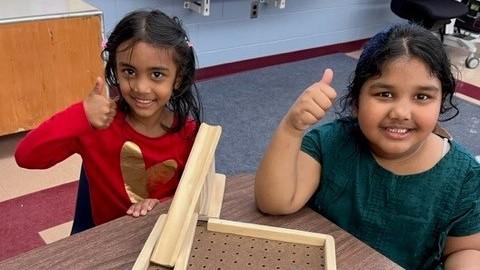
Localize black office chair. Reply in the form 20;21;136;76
391;0;480;68
70;165;94;235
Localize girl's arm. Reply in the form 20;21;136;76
255;119;321;215
444;233;480;270
255;69;336;215
15;77;116;169
443;166;480;269
15;102;91;168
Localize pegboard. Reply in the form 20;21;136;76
187;223;325;270
147;222;326;270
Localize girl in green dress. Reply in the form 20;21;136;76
255;23;480;269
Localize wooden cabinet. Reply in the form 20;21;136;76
0;8;103;136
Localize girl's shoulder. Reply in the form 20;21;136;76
178;118;200;140
302;118;362;164
306;117;361;144
446;141;480;172
421;141;480;193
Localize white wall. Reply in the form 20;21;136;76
86;0;403;68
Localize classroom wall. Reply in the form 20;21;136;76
86;0;403;68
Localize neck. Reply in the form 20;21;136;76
373;139;427;164
371;134;444;175
372;137;429;175
126;109;171;137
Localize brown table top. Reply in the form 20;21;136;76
0;174;403;270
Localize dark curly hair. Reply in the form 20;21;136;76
339;23;458;121
102;9;202;132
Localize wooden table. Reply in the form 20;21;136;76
0;174;403;270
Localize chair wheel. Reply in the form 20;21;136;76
465;57;479;69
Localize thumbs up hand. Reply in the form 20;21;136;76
83;77;117;129
283;68;337;134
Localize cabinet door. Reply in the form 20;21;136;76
0;15;103;136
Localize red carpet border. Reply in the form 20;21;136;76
0;181;77;262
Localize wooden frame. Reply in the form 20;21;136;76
131;214;167;270
206;218;336;270
133;122;337;269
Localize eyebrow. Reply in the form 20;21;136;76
368;82;441;92
117;61;171;71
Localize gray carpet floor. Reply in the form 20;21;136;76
197;53;480;175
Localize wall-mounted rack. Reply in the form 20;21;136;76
251;0;286;19
261;0;286;9
184;0;210;16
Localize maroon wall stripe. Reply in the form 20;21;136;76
196;39;368;81
457;80;480;101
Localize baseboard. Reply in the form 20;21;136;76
196;38;368;81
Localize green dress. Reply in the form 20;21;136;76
301;118;480;270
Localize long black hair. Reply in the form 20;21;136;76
103;9;202;132
339;23;458;121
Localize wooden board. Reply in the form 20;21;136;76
198;172;226;221
132;214;167;270
150;123;222;267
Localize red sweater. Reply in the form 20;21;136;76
15;102;197;225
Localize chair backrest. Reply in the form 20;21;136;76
70;165;94;235
454;0;480;33
391;0;469;29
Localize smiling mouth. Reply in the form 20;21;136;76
131;97;155;109
131;96;156;106
386;128;408;133
383;127;413;139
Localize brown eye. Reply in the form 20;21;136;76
151;71;164;80
415;94;429;101
122;68;135;77
377;92;392;98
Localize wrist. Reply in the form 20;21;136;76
81;100;96;130
278;117;306;139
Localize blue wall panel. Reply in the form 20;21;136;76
86;0;402;68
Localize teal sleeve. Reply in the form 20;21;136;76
301;127;323;164
449;160;480;236
300;119;358;166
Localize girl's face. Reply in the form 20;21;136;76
356;56;442;160
116;41;179;123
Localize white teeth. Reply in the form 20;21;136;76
387;128;408;134
134;98;153;104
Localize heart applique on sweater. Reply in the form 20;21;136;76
120;141;177;203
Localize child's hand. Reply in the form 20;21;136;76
126;198;159;217
83;77;117;129
284;68;337;133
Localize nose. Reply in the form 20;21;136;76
388;99;411;120
131;76;151;94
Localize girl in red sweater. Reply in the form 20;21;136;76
15;10;202;229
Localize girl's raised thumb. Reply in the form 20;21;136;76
92;77;106;96
320;68;334;85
